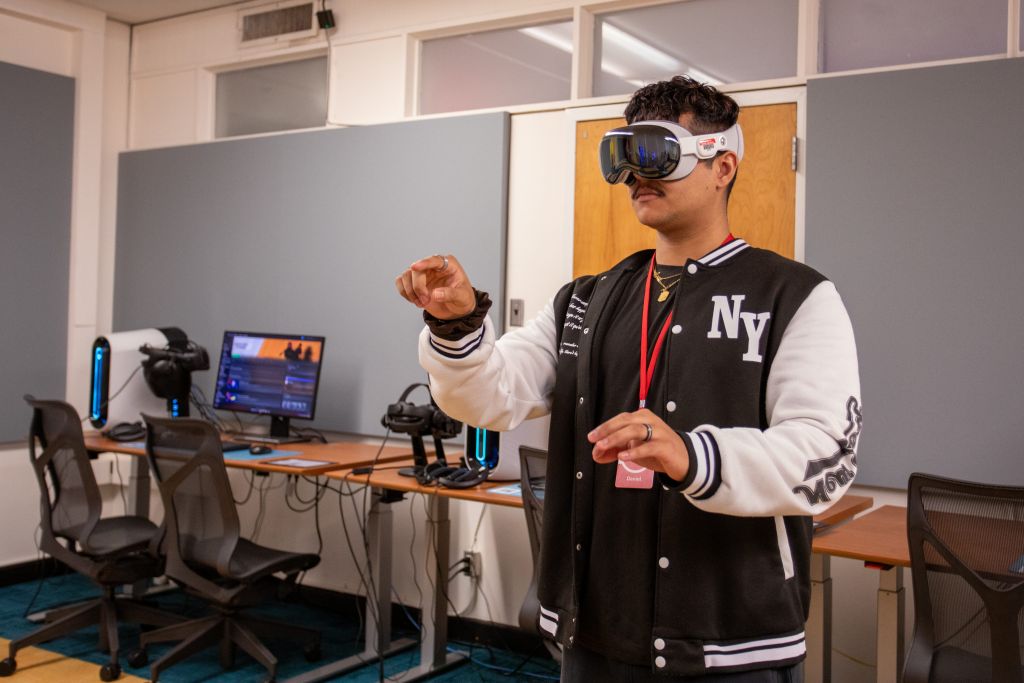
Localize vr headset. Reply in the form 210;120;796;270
599;120;744;185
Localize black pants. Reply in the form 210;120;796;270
561;646;804;683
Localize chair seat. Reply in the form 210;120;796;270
86;516;160;556
186;537;319;583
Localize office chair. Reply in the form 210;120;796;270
903;472;1024;683
0;397;181;681
517;446;561;663
134;415;320;682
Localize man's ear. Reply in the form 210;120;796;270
714;151;738;190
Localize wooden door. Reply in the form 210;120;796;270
573;103;797;278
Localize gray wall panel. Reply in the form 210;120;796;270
0;61;74;441
806;58;1024;488
114;113;508;436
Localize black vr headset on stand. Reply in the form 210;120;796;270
382;382;486;487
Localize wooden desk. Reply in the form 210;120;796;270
83;432;412;476
812;505;909;683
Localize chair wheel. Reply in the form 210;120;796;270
0;657;16;676
303;642;321;662
99;662;121;681
127;648;148;668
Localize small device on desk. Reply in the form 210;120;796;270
212;330;325;444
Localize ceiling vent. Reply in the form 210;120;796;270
239;1;317;47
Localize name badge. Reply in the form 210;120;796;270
614;460;655;489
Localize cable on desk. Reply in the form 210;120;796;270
112;451;128;514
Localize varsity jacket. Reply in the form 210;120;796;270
419;240;862;676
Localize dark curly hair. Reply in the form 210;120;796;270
625;76;740;197
624;76;739;133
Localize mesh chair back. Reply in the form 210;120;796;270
143;416;240;576
24;396;101;543
519;446;547;563
905;473;1024;683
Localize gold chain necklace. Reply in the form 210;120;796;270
653;268;683;303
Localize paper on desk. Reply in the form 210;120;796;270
268;457;332;469
489;483;522;497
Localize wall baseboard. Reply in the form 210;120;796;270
0;557;72;588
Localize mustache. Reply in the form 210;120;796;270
631;182;664;200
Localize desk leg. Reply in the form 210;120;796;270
284;489;415;683
386;494;466;681
806;554;832;683
875;567;904;683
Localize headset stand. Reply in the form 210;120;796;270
398;434;447;479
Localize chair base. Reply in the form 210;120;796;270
139;610;320;682
1;588;183;679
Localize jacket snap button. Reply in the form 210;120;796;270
579;396;584;405
576;471;583;479
666;401;677;412
671;324;682;334
687;264;697;275
576;544;582;551
658;556;670;569
654;638;665;650
655;656;666;668
583;327;589;334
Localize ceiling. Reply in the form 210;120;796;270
63;0;248;25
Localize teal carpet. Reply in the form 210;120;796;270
0;574;561;681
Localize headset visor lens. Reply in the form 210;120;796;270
599;124;683;184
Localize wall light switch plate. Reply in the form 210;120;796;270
509;298;524;327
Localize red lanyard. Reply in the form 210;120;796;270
637;235;733;409
639;254;673;409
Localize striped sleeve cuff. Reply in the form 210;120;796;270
427;325;486;360
659;431;721;500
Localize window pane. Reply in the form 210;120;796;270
821;0;1007;73
593;0;798;97
419;21;573;115
215;57;327;138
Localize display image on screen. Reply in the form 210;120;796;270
213;331;325;437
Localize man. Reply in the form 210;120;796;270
395;77;860;682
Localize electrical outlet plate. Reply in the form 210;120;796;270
464;550;482;579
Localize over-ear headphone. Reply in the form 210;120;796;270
382;383;463;485
381;383;461;439
102;420;147;442
140;327;209;416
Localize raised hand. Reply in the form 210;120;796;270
395;254;476;320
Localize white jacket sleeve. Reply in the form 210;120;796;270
418;299;558;431
676;281;862;517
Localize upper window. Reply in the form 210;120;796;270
419;20;574;115
820;0;1007;73
215;56;327;138
592;0;798;97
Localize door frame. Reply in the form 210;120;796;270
563;86;808;264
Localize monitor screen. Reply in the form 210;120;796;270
212;331;325;421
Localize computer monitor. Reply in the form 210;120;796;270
212;331;325;439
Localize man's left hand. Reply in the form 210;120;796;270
588;409;689;482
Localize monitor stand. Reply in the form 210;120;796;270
242;415;309;445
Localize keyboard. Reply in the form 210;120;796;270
221;440;252;452
240;434;307;445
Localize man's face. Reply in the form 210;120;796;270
627;114;727;233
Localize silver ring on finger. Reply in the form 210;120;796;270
642;423;654;443
434;254;449;272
